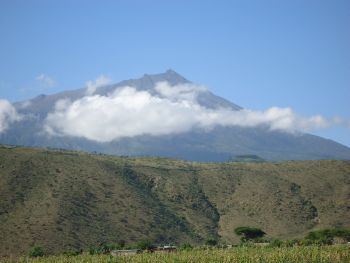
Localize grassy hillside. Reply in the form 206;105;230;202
0;145;349;257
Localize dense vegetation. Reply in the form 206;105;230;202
0;145;349;258
21;227;349;259
304;228;350;245
3;246;350;263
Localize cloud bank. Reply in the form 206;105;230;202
43;82;347;142
0;100;21;133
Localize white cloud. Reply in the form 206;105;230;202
85;75;111;96
44;82;347;142
0;99;22;133
36;74;55;88
155;81;208;102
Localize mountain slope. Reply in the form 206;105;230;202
0;145;349;257
1;70;350;161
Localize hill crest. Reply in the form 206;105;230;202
0;145;349;257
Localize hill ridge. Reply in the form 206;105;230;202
0;145;349;257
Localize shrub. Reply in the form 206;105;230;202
300;239;315;246
89;243;123;255
180;242;193;251
29;245;44;257
89;247;98;255
205;238;218;246
135;239;154;250
284;239;300;247
234;227;266;242
62;249;82;256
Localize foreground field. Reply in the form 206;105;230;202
4;246;350;263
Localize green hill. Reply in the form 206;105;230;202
0;145;349;257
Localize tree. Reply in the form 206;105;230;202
234;226;266;242
29;245;44;257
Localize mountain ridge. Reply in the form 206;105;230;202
14;69;241;114
1;70;350;161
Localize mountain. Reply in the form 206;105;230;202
0;145;349;257
1;70;350;161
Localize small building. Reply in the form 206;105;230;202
152;245;177;253
333;237;348;245
110;249;142;257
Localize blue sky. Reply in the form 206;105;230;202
0;0;349;146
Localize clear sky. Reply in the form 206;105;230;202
0;0;349;146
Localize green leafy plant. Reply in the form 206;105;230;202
29;245;44;257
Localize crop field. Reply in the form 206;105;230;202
3;246;350;263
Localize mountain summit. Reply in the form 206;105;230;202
1;70;350;161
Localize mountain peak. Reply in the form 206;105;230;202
135;69;190;88
165;68;179;75
163;69;187;80
151;69;189;85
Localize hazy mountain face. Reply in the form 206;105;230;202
1;70;350;161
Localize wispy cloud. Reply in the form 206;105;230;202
43;82;348;142
0;99;22;133
85;75;111;96
36;74;55;88
20;74;57;95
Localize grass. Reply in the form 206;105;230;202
3;246;350;263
